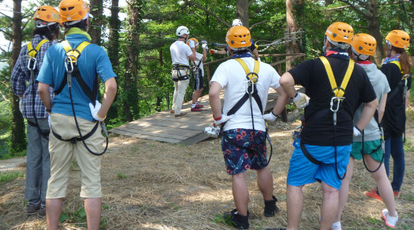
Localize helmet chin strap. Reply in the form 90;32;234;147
322;36;327;53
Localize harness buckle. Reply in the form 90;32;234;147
65;56;75;73
27;56;37;71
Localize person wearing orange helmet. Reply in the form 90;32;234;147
365;30;413;220
333;33;398;230
209;19;260;61
37;0;117;229
279;22;379;229
209;26;288;229
10;5;60;217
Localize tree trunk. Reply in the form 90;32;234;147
89;0;103;45
124;0;142;121
236;0;249;27
366;0;384;65
10;0;26;154
106;0;120;121
286;0;302;70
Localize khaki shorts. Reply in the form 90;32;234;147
46;113;103;199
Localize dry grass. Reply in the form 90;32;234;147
1;117;414;230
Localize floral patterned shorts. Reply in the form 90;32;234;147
221;128;267;175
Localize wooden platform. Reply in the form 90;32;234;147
109;89;281;145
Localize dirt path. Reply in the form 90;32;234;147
0;157;26;172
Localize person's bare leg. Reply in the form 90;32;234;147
232;171;249;216
365;155;397;217
334;158;354;223
46;198;63;230
257;166;273;200
84;198;102;230
287;184;304;230
320;182;339;230
192;88;203;104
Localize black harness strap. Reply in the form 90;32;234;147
227;92;263;116
300;140;322;165
52;121;99;144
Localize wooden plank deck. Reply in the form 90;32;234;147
109;89;280;145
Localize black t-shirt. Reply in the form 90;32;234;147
289;57;377;146
381;63;412;137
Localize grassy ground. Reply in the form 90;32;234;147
0;111;413;229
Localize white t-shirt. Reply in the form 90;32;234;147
170;40;193;66
210;57;281;131
193;52;204;76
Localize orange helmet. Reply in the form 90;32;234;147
385;30;410;48
59;0;89;24
187;38;199;46
325;22;353;45
33;6;61;26
226;26;252;50
351;33;376;56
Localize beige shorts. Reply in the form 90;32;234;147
46;113;103;199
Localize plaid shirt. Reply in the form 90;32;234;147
11;35;56;119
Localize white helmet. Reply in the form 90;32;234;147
232;19;243;27
176;26;190;37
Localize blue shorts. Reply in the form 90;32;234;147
287;139;351;190
222;128;267;175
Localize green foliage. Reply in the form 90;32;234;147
116;172;128;179
0;171;24;185
212;213;235;227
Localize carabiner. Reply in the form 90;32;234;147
245;79;255;94
330;96;344;113
64;57;74;74
27;56;37;71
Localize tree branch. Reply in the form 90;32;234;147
187;0;231;27
0;28;12;37
249;20;269;30
0;11;12;18
323;5;351;11
338;0;368;17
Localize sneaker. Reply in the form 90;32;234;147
264;195;279;217
365;189;382;201
331;221;342;230
170;109;175;114
195;103;204;108
393;191;400;198
27;202;40;216
191;107;202;112
174;112;187;118
38;204;46;217
382;209;398;228
223;209;249;229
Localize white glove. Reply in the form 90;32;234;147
48;115;51;128
202;44;208;50
214;115;234;125
263;112;277;122
209;49;217;54
188;40;195;48
257;57;261;62
292;92;309;109
353;127;362;137
89;100;105;121
201;40;207;44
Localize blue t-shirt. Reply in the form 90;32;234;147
37;34;116;121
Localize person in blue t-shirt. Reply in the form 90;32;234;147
37;0;117;229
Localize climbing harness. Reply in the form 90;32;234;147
52;40;108;156
300;56;355;180
360;111;385;173
222;58;273;166
171;64;190;81
27;39;50;139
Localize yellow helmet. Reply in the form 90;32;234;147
59;0;89;24
226;26;252;50
186;38;199;47
33;6;61;26
351;33;376;56
385;30;410;48
325;22;353;44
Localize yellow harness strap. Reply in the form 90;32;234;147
61;40;90;64
319;56;355;98
235;58;260;82
390;60;404;74
27;39;48;58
